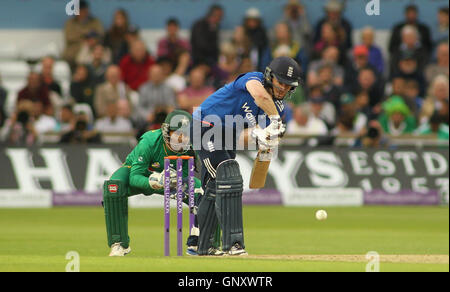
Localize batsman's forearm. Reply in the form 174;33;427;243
254;95;279;117
246;80;278;117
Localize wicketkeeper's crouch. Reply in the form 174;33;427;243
102;110;219;257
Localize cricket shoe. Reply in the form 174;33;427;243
207;247;225;256
228;243;248;256
196;247;225;256
186;246;198;256
109;243;131;257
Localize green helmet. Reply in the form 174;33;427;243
161;110;192;153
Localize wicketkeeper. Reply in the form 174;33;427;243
192;57;302;256
103;110;214;256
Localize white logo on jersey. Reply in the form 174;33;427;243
287;66;294;77
275;100;285;112
242;102;257;127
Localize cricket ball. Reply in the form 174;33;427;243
315;210;327;221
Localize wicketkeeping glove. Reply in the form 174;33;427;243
148;169;177;190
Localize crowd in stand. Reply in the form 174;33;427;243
0;0;448;146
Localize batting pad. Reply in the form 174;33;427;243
103;180;130;248
215;160;244;251
197;180;219;255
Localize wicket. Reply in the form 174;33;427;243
164;156;195;256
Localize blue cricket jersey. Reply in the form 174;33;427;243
193;72;286;129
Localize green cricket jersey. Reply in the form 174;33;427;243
124;129;198;196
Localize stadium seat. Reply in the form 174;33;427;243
0;42;19;60
21;41;61;60
1;79;26;116
53;61;71;82
0;61;30;80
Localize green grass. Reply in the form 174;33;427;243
0;206;448;272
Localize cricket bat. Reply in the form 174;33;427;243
249;150;273;189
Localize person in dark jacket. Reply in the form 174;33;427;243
388;4;432;55
314;0;353;51
190;5;224;66
243;8;270;72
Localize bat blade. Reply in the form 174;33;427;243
249;150;272;189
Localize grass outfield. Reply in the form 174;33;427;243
0;206;448;272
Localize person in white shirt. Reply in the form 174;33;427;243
287;105;328;136
33;100;57;135
95;102;133;133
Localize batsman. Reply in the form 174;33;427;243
192;57;302;256
103;110;206;256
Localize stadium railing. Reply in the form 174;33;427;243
38;132;449;148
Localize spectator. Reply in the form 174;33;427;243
333;93;368;136
218;42;240;81
316;62;341;110
360;26;384;74
117;98;132;121
389;76;406;98
231;26;252;62
0;75;7;127
95;102;133;134
157;54;190;93
415;111;449;140
389;4;432;55
354;67;384;114
271;22;308;74
304;85;336;130
119;40;155;91
87;44;111;87
403;79;423;119
190;4;224;66
62;0;104;68
433;7;450;48
243;8;270;72
218;27;252;83
390;25;429;78
314;0;353;51
32;100;57;136
70;65;95;110
344;45;379;92
40;56;62;97
432;7;449;46
313;21;346;64
392;50;427;96
379;96;417;136
57;104;76;133
104;9;130;64
138;65;176;124
281;0;312;51
108;25;141;66
286;104;328;136
94;65;131;118
17;72;52;115
0;100;37;146
177;67;215;114
420;74;449;124
357;120;387;148
354;90;371;118
76;30;112;66
157;18;191;68
60;111;101;144
308;46;344;87
425;42;449;83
